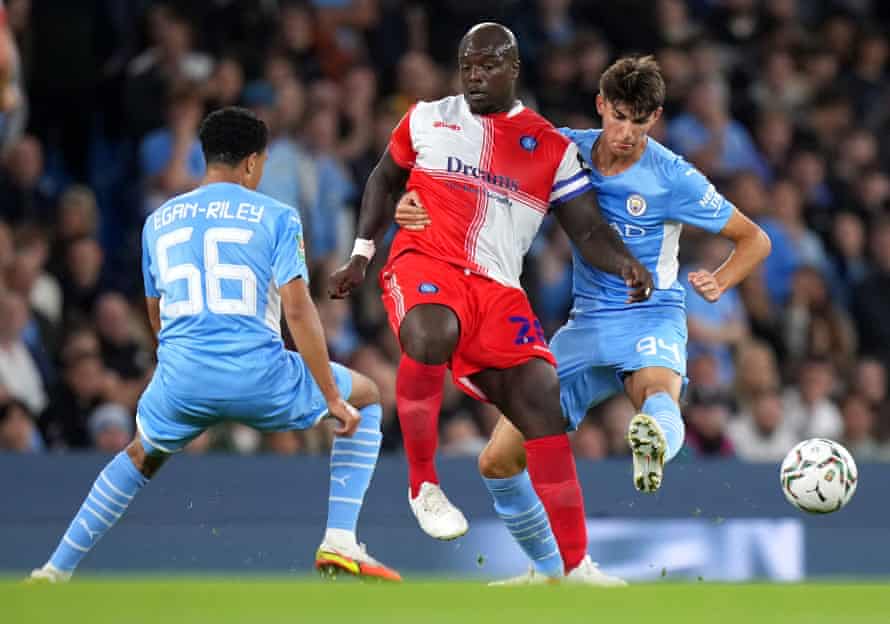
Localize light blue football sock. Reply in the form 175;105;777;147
483;470;564;578
326;404;383;533
49;451;148;572
643;391;685;462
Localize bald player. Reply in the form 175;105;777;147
329;23;649;584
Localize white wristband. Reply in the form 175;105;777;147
351;238;376;260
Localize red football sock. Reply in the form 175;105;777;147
397;355;447;498
524;434;588;573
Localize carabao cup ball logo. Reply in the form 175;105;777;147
626;194;647;217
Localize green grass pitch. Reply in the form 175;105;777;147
3;578;889;624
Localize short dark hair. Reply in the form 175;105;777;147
599;55;665;117
198;107;268;167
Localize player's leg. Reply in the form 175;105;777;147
478;382;625;586
29;437;170;583
381;260;468;539
471;359;590;573
313;365;400;581
398;304;466;535
478;416;563;580
624;366;684;493
619;309;688;493
29;374;208;583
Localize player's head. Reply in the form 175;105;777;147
198;107;269;190
597;55;665;157
458;22;520;115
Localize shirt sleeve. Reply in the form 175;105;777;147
388;105;417;169
668;157;734;233
141;222;160;298
549;141;594;206
272;208;309;287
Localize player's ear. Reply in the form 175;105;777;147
651;106;663;125
596;94;605;116
245;152;258;176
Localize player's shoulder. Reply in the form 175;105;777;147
410;95;465;124
644;136;698;182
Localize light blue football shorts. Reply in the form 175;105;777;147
550;306;688;431
136;352;353;454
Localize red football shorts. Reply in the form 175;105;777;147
380;252;556;402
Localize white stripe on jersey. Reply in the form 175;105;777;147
655;222;683;289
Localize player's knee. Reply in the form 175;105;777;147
126;438;166;479
348;371;381;408
399;306;459;364
478;444;524;479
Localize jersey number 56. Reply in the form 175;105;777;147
156;226;258;318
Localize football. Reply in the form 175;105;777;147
780;439;858;514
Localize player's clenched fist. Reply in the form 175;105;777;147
327;397;361;436
622;261;655;304
395;190;431;231
687;269;722;302
328;255;369;299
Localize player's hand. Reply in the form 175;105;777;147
327;397;361;436
394;190;430;231
622;261;654;303
688;269;723;302
328;255;369;299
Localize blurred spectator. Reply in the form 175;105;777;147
667;77;768;180
14;225;62;328
301;106;355;273
0;398;41;453
783;266;857;375
440;415;486;457
683;235;749;385
840;394;887;461
597;395;634;457
94;292;152;408
771;179;830;272
88;403;133;454
683;386;735;458
844;29;889;121
753;110;794;181
828;212;868;307
139;84;206;215
39;330;116;449
0;135;54;225
249;80;312;219
60;237;106;327
749;49;809;114
734;339;781;407
0;290;47;414
783;358;843;439
124;4;213;139
853;218;890;372
728;390;795;462
205;56;245;111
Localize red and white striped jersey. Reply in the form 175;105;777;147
387;95;593;289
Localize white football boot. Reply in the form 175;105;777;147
26;563;71;584
627;413;667;493
490;556;626;587
564;555;627;586
408;482;469;540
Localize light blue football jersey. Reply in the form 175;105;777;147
141;182;307;399
559;128;734;313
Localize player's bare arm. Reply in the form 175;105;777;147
553;190;654;303
281;277;360;436
688;208;771;302
328;150;409;299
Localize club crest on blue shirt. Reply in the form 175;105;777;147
626;193;647;217
519;135;537;151
418;282;439;294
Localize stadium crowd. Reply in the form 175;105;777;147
1;0;890;463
